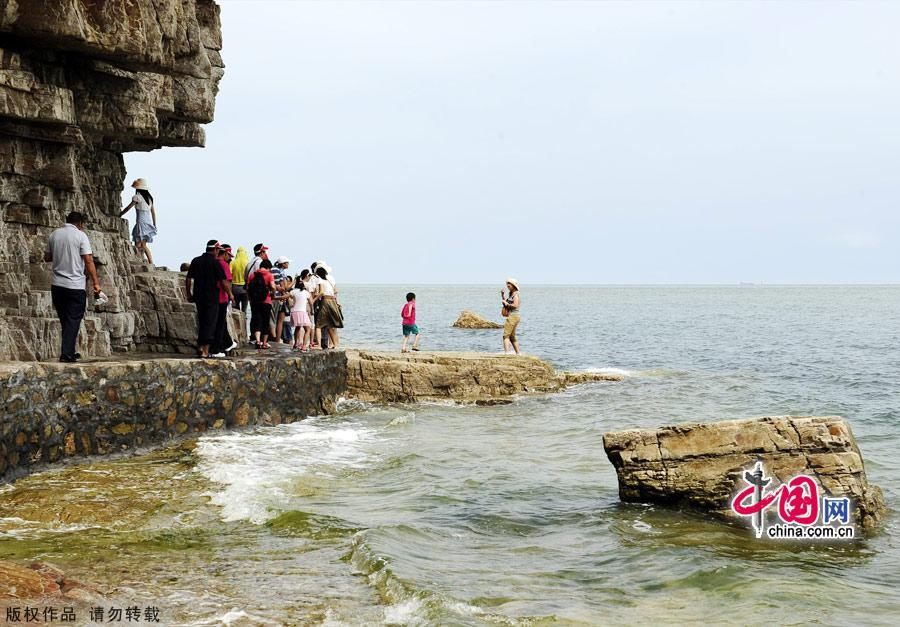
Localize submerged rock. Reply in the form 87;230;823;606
0;561;101;601
561;371;626;385
603;416;886;532
452;310;503;329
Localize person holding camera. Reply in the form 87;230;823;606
501;278;521;355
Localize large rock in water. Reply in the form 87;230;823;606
346;350;563;403
0;1;224;360
603;416;886;532
452;310;503;329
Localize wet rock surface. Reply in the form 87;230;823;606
0;561;101;602
603;415;886;531
346;349;620;403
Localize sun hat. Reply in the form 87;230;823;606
275;256;291;265
320;263;332;275
131;178;149;190
506;278;520;291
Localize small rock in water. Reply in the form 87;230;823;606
452;310;503;329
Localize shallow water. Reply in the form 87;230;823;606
2;286;898;625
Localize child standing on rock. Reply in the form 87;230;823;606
289;276;313;352
401;292;421;353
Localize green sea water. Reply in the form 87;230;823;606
1;286;898;625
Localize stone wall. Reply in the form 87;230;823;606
0;351;346;482
0;1;223;361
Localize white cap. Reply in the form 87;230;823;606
275;256;291;265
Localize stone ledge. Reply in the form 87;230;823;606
345;349;621;404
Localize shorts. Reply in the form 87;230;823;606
291;310;312;327
402;324;419;336
503;314;520;341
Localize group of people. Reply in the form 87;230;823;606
184;241;343;358
44;175;521;362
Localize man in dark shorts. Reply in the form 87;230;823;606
185;239;226;358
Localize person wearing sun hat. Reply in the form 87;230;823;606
120;178;158;265
185;239;226;358
501;277;521;355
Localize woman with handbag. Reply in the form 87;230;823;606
500;278;521;354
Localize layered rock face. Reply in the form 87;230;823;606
603;416;886;531
0;0;223;360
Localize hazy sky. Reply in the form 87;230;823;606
123;0;900;283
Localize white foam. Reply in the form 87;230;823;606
182;608;281;626
383;598;427;626
632;520;653;532
585;367;635;377
195;420;374;524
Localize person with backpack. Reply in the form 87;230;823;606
247;258;275;350
244;243;269;341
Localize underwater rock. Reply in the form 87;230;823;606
560;371;626;385
0;561;101;601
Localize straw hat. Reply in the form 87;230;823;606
506;278;520;291
131;178;149;190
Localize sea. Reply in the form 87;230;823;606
1;286;898;626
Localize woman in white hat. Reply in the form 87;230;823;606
120;178;158;264
501;278;521;354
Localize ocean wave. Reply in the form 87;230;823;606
581;366;689;378
194;420;376;525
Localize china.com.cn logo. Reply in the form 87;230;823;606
730;461;855;540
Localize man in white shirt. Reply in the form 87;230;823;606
44;211;102;362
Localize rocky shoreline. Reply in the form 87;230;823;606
0;349;621;483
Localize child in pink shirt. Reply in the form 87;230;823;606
401;292;420;352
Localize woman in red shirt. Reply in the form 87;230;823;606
247;259;276;349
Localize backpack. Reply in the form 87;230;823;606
247;272;269;304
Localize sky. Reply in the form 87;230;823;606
123;0;900;284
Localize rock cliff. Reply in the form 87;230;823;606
603;416;886;532
0;0;223;360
